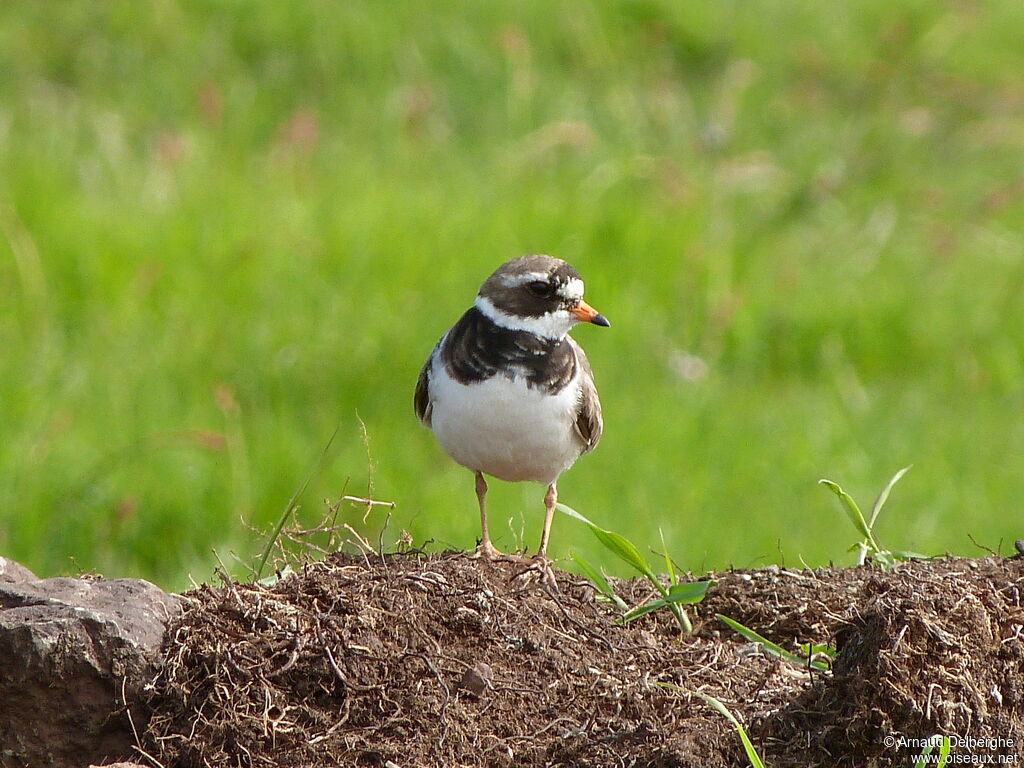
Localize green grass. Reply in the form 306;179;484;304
820;465;933;567
2;1;1024;590
717;614;832;672
558;502;711;631
681;689;766;768
914;736;952;768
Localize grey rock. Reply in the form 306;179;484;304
0;557;36;584
458;661;494;697
0;567;182;768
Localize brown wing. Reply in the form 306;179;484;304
414;352;434;427
569;338;602;454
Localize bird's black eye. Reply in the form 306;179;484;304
527;280;552;298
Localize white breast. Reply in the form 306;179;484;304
427;356;584;485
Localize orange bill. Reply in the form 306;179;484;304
571;300;610;327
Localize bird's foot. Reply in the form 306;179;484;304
511;553;558;589
469;540;508;561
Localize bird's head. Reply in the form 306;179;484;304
474;255;610;340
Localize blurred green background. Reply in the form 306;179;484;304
2;1;1023;591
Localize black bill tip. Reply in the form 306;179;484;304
591;313;610;327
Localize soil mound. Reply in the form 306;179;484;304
145;553;1024;767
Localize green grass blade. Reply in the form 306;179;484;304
889;549;931;561
913;735;951;768
255;422;341;580
571;552;628;611
598;529;660;584
799;642;837;659
620;598;669;623
557;503;659;584
657;684;765;768
912;744;932;767
555;501;598;528
620;581;711;623
868;465;911;528
873;551;898;569
692;691;766;768
938;735;951;765
660;581;710;633
560;505;697;631
570;551;613;595
718;614;830;671
818;478;871;540
659;527;676;587
668;580;712;603
666;603;691;633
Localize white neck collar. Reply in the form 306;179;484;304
474;295;575;340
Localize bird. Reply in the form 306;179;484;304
415;254;609;564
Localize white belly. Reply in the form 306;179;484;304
429;361;583;484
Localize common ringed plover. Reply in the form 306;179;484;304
415;255;609;562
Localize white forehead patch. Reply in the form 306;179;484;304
500;271;549;288
558;278;584;302
474;295;578;340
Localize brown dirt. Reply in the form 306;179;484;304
143;553;1024;767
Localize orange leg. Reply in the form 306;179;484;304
470;472;504;559
537;482;557;557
